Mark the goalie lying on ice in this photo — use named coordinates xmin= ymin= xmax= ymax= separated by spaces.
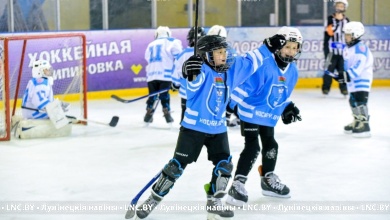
xmin=12 ymin=59 xmax=72 ymax=139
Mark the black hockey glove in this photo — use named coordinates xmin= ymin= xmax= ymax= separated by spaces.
xmin=182 ymin=55 xmax=203 ymax=82
xmin=263 ymin=34 xmax=287 ymax=53
xmin=326 ymin=71 xmax=350 ymax=83
xmin=338 ymin=71 xmax=351 ymax=83
xmin=226 ymin=104 xmax=235 ymax=115
xmin=281 ymin=102 xmax=302 ymax=125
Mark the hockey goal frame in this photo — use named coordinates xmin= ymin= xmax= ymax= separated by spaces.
xmin=0 ymin=33 xmax=88 ymax=141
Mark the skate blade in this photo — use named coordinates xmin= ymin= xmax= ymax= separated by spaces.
xmin=207 ymin=213 xmax=223 ymax=220
xmin=124 ymin=209 xmax=135 ymax=219
xmin=225 ymin=195 xmax=245 ymax=207
xmin=344 ymin=130 xmax=353 ymax=134
xmin=352 ymin=132 xmax=371 ymax=138
xmin=262 ymin=190 xmax=291 ymax=198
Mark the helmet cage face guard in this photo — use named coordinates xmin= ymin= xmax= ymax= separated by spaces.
xmin=202 ymin=46 xmax=235 ymax=73
xmin=276 ymin=40 xmax=302 ymax=63
xmin=32 ymin=60 xmax=53 ymax=79
xmin=344 ymin=32 xmax=362 ymax=47
xmin=343 ymin=22 xmax=364 ymax=47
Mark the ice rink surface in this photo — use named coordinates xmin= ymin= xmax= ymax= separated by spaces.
xmin=1 ymin=88 xmax=390 ymax=220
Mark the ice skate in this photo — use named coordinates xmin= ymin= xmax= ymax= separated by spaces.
xmin=344 ymin=116 xmax=358 ymax=134
xmin=135 ymin=191 xmax=163 ymax=219
xmin=226 ymin=175 xmax=248 ymax=207
xmin=322 ymin=89 xmax=329 ymax=97
xmin=352 ymin=118 xmax=371 ymax=138
xmin=163 ymin=108 xmax=174 ymax=124
xmin=143 ymin=108 xmax=154 ymax=123
xmin=206 ymin=194 xmax=234 ymax=219
xmin=259 ymin=166 xmax=290 ymax=198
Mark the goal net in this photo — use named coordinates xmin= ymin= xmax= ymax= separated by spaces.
xmin=0 ymin=33 xmax=87 ymax=141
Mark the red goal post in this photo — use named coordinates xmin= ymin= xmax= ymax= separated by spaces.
xmin=0 ymin=33 xmax=88 ymax=141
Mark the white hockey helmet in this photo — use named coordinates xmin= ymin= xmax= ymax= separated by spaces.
xmin=275 ymin=26 xmax=303 ymax=63
xmin=277 ymin=26 xmax=303 ymax=46
xmin=32 ymin=59 xmax=53 ymax=79
xmin=343 ymin=21 xmax=365 ymax=46
xmin=154 ymin=26 xmax=172 ymax=39
xmin=334 ymin=0 xmax=348 ymax=8
xmin=207 ymin=25 xmax=227 ymax=38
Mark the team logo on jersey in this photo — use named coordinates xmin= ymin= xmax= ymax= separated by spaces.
xmin=214 ymin=77 xmax=224 ymax=86
xmin=278 ymin=76 xmax=286 ymax=83
xmin=207 ymin=82 xmax=227 ymax=116
xmin=267 ymin=84 xmax=288 ymax=109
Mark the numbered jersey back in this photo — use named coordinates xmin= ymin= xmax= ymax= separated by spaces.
xmin=144 ymin=37 xmax=182 ymax=82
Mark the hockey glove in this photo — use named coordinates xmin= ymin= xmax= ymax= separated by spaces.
xmin=281 ymin=102 xmax=302 ymax=124
xmin=325 ymin=71 xmax=350 ymax=83
xmin=182 ymin=55 xmax=203 ymax=82
xmin=263 ymin=34 xmax=287 ymax=53
xmin=338 ymin=71 xmax=351 ymax=83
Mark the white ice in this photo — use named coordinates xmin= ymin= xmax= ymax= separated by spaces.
xmin=1 ymin=88 xmax=390 ymax=220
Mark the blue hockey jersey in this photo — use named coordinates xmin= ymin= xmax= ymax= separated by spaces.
xmin=181 ymin=47 xmax=265 ymax=134
xmin=230 ymin=46 xmax=299 ymax=127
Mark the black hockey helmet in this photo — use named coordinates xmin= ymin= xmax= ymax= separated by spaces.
xmin=187 ymin=27 xmax=206 ymax=47
xmin=196 ymin=35 xmax=235 ymax=73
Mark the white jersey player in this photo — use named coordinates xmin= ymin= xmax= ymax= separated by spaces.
xmin=21 ymin=61 xmax=54 ymax=119
xmin=327 ymin=21 xmax=373 ymax=137
xmin=12 ymin=60 xmax=71 ymax=139
xmin=144 ymin=26 xmax=183 ymax=124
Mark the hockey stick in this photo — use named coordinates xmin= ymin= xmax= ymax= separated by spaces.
xmin=111 ymin=88 xmax=169 ymax=104
xmin=192 ymin=0 xmax=200 ymax=82
xmin=21 ymin=106 xmax=119 ymax=127
xmin=125 ymin=170 xmax=162 ymax=219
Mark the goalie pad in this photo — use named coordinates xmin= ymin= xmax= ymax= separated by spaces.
xmin=45 ymin=99 xmax=69 ymax=129
xmin=15 ymin=119 xmax=72 ymax=139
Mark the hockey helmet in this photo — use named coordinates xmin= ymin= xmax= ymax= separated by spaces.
xmin=32 ymin=60 xmax=53 ymax=79
xmin=343 ymin=21 xmax=365 ymax=46
xmin=197 ymin=35 xmax=235 ymax=73
xmin=187 ymin=27 xmax=206 ymax=47
xmin=155 ymin=26 xmax=171 ymax=39
xmin=207 ymin=25 xmax=227 ymax=38
xmin=334 ymin=0 xmax=348 ymax=13
xmin=275 ymin=26 xmax=303 ymax=63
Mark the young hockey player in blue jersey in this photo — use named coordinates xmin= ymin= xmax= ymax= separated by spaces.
xmin=225 ymin=27 xmax=303 ymax=207
xmin=144 ymin=26 xmax=183 ymax=124
xmin=172 ymin=27 xmax=206 ymax=122
xmin=135 ymin=34 xmax=286 ymax=219
xmin=326 ymin=21 xmax=373 ymax=138
xmin=207 ymin=25 xmax=240 ymax=128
